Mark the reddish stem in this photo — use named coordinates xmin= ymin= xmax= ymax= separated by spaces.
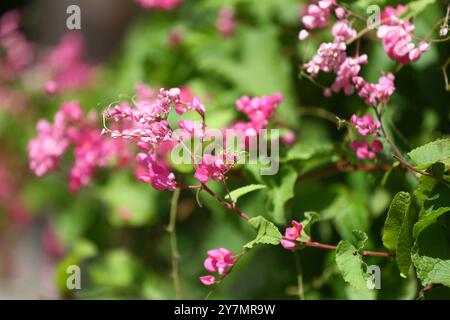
xmin=298 ymin=240 xmax=393 ymax=258
xmin=199 ymin=183 xmax=393 ymax=258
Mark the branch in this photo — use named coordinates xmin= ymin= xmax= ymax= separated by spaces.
xmin=198 ymin=183 xmax=393 ymax=258
xmin=168 ymin=188 xmax=182 ymax=299
xmin=300 ymin=240 xmax=394 ymax=258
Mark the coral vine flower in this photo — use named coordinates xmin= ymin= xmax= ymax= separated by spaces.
xmin=350 ymin=114 xmax=381 ymax=137
xmin=28 ymin=101 xmax=129 ymax=191
xmin=200 ymin=248 xmax=235 ymax=286
xmin=105 ymin=83 xmax=208 ymax=191
xmin=298 ymin=0 xmax=337 ymax=40
xmin=204 ymin=248 xmax=235 ymax=275
xmin=199 ymin=275 xmax=216 ymax=286
xmin=216 ymin=7 xmax=236 ymax=38
xmin=351 ymin=140 xmax=383 ymax=160
xmin=38 ymin=32 xmax=94 ymax=94
xmin=0 ymin=10 xmax=32 ymax=81
xmin=281 ymin=220 xmax=303 ymax=250
xmin=194 ymin=154 xmax=236 ymax=184
xmin=136 ymin=0 xmax=183 ymax=10
xmin=376 ymin=5 xmax=430 ymax=64
xmin=233 ymin=92 xmax=283 ymax=130
xmin=353 ymin=73 xmax=395 ymax=106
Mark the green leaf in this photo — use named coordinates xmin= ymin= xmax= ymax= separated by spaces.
xmin=396 ymin=207 xmax=418 ymax=277
xmin=336 ymin=235 xmax=370 ymax=290
xmin=322 ymin=186 xmax=370 ymax=241
xmin=352 ymin=230 xmax=368 ymax=252
xmin=413 ymin=207 xmax=450 ymax=239
xmin=281 ymin=143 xmax=334 ymax=163
xmin=268 ymin=165 xmax=298 ymax=224
xmin=403 ymin=0 xmax=437 ymax=19
xmin=414 ymin=175 xmax=438 ymax=202
xmin=411 ymin=223 xmax=450 ymax=287
xmin=224 ymin=184 xmax=267 ymax=202
xmin=297 ymin=211 xmax=320 ymax=242
xmin=382 ymin=192 xmax=411 ymax=252
xmin=408 ymin=138 xmax=450 ymax=170
xmin=244 ymin=216 xmax=282 ymax=249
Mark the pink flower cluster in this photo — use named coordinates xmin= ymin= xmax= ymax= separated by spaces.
xmin=353 ymin=73 xmax=395 ymax=106
xmin=136 ymin=0 xmax=183 ymax=10
xmin=105 ymin=84 xmax=206 ymax=191
xmin=199 ymin=248 xmax=236 ymax=286
xmin=349 ymin=114 xmax=383 ymax=160
xmin=281 ymin=220 xmax=303 ymax=250
xmin=216 ymin=7 xmax=236 ymax=38
xmin=29 ymin=101 xmax=129 ymax=191
xmin=298 ymin=0 xmax=337 ymax=40
xmin=194 ymin=154 xmax=236 ymax=184
xmin=300 ymin=3 xmax=433 ymax=105
xmin=377 ymin=5 xmax=430 ymax=64
xmin=0 ymin=10 xmax=32 ymax=81
xmin=350 ymin=114 xmax=380 ymax=137
xmin=233 ymin=92 xmax=283 ymax=131
xmin=303 ymin=16 xmax=371 ymax=99
xmin=351 ymin=140 xmax=383 ymax=160
xmin=38 ymin=32 xmax=94 ymax=95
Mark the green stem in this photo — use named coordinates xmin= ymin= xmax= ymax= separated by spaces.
xmin=293 ymin=252 xmax=305 ymax=300
xmin=168 ymin=188 xmax=182 ymax=299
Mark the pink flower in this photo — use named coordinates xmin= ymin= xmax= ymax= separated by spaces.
xmin=178 ymin=119 xmax=204 ymax=138
xmin=298 ymin=0 xmax=336 ymax=40
xmin=136 ymin=0 xmax=183 ymax=10
xmin=351 ymin=140 xmax=383 ymax=160
xmin=29 ymin=101 xmax=130 ymax=191
xmin=216 ymin=7 xmax=236 ymax=38
xmin=281 ymin=220 xmax=303 ymax=250
xmin=377 ymin=5 xmax=430 ymax=64
xmin=136 ymin=141 xmax=177 ymax=191
xmin=304 ymin=42 xmax=347 ymax=76
xmin=235 ymin=92 xmax=283 ymax=130
xmin=332 ymin=20 xmax=356 ymax=42
xmin=28 ymin=119 xmax=70 ymax=177
xmin=168 ymin=26 xmax=185 ymax=47
xmin=298 ymin=29 xmax=309 ymax=40
xmin=105 ymin=84 xmax=209 ymax=191
xmin=335 ymin=7 xmax=346 ymax=19
xmin=353 ymin=73 xmax=395 ymax=106
xmin=281 ymin=130 xmax=296 ymax=146
xmin=203 ymin=248 xmax=235 ymax=275
xmin=328 ymin=54 xmax=368 ymax=96
xmin=199 ymin=275 xmax=216 ymax=286
xmin=0 ymin=10 xmax=32 ymax=81
xmin=194 ymin=154 xmax=236 ymax=184
xmin=38 ymin=32 xmax=94 ymax=94
xmin=350 ymin=114 xmax=381 ymax=137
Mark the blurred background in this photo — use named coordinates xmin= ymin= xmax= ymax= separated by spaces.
xmin=0 ymin=0 xmax=449 ymax=299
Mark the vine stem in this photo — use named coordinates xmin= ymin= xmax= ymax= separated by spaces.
xmin=201 ymin=183 xmax=250 ymax=221
xmin=198 ymin=184 xmax=393 ymax=258
xmin=300 ymin=240 xmax=393 ymax=257
xmin=168 ymin=188 xmax=182 ymax=299
xmin=375 ymin=108 xmax=449 ymax=185
xmin=293 ymin=252 xmax=305 ymax=300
